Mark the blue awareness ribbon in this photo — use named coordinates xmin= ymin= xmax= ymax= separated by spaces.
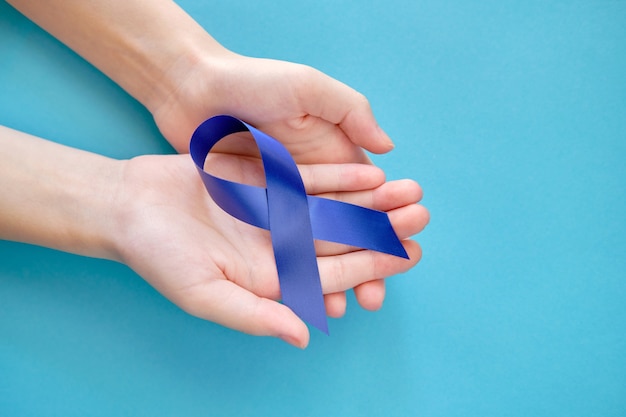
xmin=190 ymin=115 xmax=408 ymax=334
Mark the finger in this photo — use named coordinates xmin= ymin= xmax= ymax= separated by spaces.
xmin=318 ymin=179 xmax=423 ymax=211
xmin=315 ymin=188 xmax=430 ymax=256
xmin=299 ymin=67 xmax=394 ymax=154
xmin=318 ymin=240 xmax=422 ymax=294
xmin=256 ymin=114 xmax=372 ymax=164
xmin=389 ymin=203 xmax=430 ymax=239
xmin=204 ymin=146 xmax=385 ymax=191
xmin=354 ymin=279 xmax=386 ymax=311
xmin=299 ymin=163 xmax=385 ymax=194
xmin=324 ymin=292 xmax=347 ymax=318
xmin=178 ymin=279 xmax=310 ymax=349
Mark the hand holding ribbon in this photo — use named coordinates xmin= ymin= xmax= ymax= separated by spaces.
xmin=191 ymin=115 xmax=412 ymax=333
xmin=4 ymin=0 xmax=428 ymax=347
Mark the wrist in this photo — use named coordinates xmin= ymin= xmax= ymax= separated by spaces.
xmin=0 ymin=126 xmax=124 ymax=261
xmin=71 ymin=157 xmax=126 ymax=261
xmin=131 ymin=29 xmax=234 ymax=118
xmin=149 ymin=45 xmax=238 ymax=152
xmin=7 ymin=0 xmax=232 ymax=143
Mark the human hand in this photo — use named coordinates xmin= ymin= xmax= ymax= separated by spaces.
xmin=152 ymin=54 xmax=394 ymax=164
xmin=7 ymin=0 xmax=392 ymax=163
xmin=113 ymin=151 xmax=428 ymax=347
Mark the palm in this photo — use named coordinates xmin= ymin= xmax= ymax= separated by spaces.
xmin=116 ymin=153 xmax=281 ymax=299
xmin=114 ymin=151 xmax=427 ymax=347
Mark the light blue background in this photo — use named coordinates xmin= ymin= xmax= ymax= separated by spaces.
xmin=1 ymin=1 xmax=625 ymax=416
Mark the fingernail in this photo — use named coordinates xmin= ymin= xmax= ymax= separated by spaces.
xmin=279 ymin=334 xmax=306 ymax=349
xmin=378 ymin=126 xmax=395 ymax=149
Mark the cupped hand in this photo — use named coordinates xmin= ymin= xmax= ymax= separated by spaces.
xmin=152 ymin=54 xmax=394 ymax=164
xmin=112 ymin=152 xmax=428 ymax=348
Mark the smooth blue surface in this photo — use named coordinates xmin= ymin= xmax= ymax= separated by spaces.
xmin=1 ymin=1 xmax=625 ymax=416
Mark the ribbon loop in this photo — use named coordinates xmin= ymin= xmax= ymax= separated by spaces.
xmin=190 ymin=115 xmax=408 ymax=333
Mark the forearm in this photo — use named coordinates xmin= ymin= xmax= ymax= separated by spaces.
xmin=7 ymin=0 xmax=393 ymax=160
xmin=6 ymin=0 xmax=229 ymax=118
xmin=0 ymin=125 xmax=122 ymax=260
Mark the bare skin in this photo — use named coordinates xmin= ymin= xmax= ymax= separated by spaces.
xmin=3 ymin=0 xmax=429 ymax=347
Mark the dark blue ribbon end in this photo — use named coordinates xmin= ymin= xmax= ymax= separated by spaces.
xmin=285 ymin=301 xmax=329 ymax=335
xmin=309 ymin=315 xmax=329 ymax=335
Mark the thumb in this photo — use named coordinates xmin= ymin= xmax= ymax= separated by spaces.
xmin=180 ymin=279 xmax=311 ymax=348
xmin=300 ymin=67 xmax=395 ymax=154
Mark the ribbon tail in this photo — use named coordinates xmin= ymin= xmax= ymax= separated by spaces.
xmin=308 ymin=196 xmax=409 ymax=259
xmin=253 ymin=125 xmax=329 ymax=334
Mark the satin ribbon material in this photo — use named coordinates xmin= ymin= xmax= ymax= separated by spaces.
xmin=190 ymin=115 xmax=408 ymax=333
